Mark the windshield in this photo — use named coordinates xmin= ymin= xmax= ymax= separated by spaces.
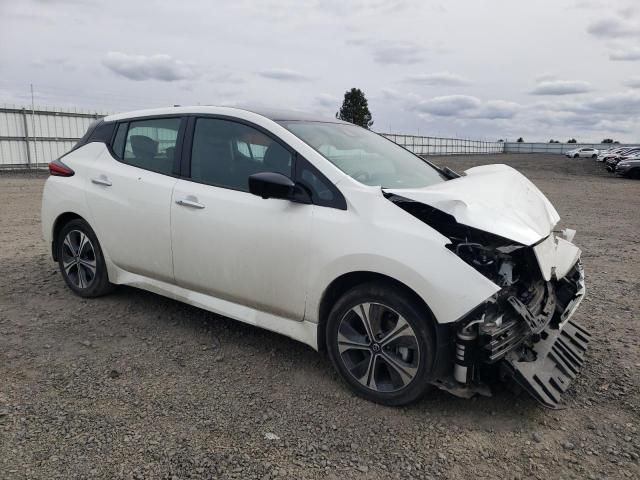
xmin=278 ymin=121 xmax=446 ymax=189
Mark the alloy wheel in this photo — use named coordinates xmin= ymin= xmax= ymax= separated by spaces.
xmin=61 ymin=230 xmax=97 ymax=289
xmin=337 ymin=302 xmax=421 ymax=393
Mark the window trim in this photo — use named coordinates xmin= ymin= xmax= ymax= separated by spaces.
xmin=294 ymin=154 xmax=347 ymax=210
xmin=182 ymin=114 xmax=347 ymax=210
xmin=106 ymin=115 xmax=187 ymax=178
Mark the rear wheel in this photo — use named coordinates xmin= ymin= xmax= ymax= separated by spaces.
xmin=326 ymin=281 xmax=436 ymax=406
xmin=628 ymin=168 xmax=640 ymax=179
xmin=592 ymin=154 xmax=597 ymax=159
xmin=56 ymin=219 xmax=114 ymax=297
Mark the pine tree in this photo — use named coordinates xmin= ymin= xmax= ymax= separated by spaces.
xmin=336 ymin=88 xmax=373 ymax=128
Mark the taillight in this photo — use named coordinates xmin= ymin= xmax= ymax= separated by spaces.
xmin=48 ymin=159 xmax=75 ymax=177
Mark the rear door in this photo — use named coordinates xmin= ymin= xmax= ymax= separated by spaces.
xmin=170 ymin=116 xmax=313 ymax=320
xmin=85 ymin=116 xmax=185 ymax=283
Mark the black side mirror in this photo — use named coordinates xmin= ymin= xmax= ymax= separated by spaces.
xmin=249 ymin=172 xmax=297 ymax=200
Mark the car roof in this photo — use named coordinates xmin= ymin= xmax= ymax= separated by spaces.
xmin=103 ymin=105 xmax=350 ymax=125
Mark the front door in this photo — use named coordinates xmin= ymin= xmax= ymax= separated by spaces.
xmin=170 ymin=117 xmax=313 ymax=320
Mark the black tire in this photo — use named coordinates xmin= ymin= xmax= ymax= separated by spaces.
xmin=592 ymin=154 xmax=597 ymax=159
xmin=326 ymin=281 xmax=436 ymax=406
xmin=628 ymin=168 xmax=640 ymax=180
xmin=56 ymin=218 xmax=115 ymax=298
xmin=573 ymin=153 xmax=579 ymax=158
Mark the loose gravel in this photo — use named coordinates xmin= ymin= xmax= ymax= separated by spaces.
xmin=1 ymin=154 xmax=638 ymax=479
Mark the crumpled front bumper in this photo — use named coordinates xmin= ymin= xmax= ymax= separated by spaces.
xmin=502 ymin=262 xmax=589 ymax=408
xmin=504 ymin=319 xmax=590 ymax=408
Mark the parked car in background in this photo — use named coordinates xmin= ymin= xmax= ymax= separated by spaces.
xmin=613 ymin=154 xmax=640 ymax=178
xmin=596 ymin=148 xmax=618 ymax=161
xmin=600 ymin=147 xmax=635 ymax=163
xmin=566 ymin=147 xmax=598 ymax=158
xmin=606 ymin=148 xmax=640 ymax=171
xmin=41 ymin=106 xmax=588 ymax=409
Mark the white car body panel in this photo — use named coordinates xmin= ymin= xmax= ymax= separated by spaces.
xmin=41 ymin=106 xmax=584 ymax=353
xmin=170 ymin=178 xmax=313 ymax=321
xmin=384 ymin=164 xmax=560 ymax=246
xmin=533 ymin=235 xmax=581 ymax=281
xmin=84 ymin=150 xmax=177 ymax=283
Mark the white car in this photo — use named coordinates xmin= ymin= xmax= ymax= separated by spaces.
xmin=42 ymin=106 xmax=588 ymax=408
xmin=566 ymin=147 xmax=599 ymax=158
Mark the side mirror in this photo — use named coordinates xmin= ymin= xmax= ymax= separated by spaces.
xmin=249 ymin=172 xmax=296 ymax=200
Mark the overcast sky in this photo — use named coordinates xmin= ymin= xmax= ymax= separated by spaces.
xmin=1 ymin=0 xmax=640 ymax=141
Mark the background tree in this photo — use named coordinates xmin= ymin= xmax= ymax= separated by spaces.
xmin=517 ymin=137 xmax=524 ymax=143
xmin=336 ymin=88 xmax=373 ymax=128
xmin=568 ymin=138 xmax=577 ymax=143
xmin=602 ymin=138 xmax=614 ymax=143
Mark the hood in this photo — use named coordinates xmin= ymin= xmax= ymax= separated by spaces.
xmin=384 ymin=164 xmax=560 ymax=246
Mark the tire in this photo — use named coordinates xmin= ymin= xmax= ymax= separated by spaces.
xmin=628 ymin=168 xmax=640 ymax=180
xmin=592 ymin=154 xmax=597 ymax=159
xmin=326 ymin=281 xmax=436 ymax=406
xmin=56 ymin=218 xmax=115 ymax=298
xmin=573 ymin=154 xmax=579 ymax=158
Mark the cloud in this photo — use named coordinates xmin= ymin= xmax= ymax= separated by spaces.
xmin=102 ymin=52 xmax=196 ymax=81
xmin=468 ymin=100 xmax=521 ymax=119
xmin=582 ymin=90 xmax=640 ymax=115
xmin=609 ymin=46 xmax=640 ymax=60
xmin=314 ymin=93 xmax=337 ymax=108
xmin=404 ymin=72 xmax=471 ymax=86
xmin=413 ymin=95 xmax=480 ymax=116
xmin=587 ymin=17 xmax=640 ymax=38
xmin=371 ymin=41 xmax=423 ymax=64
xmin=530 ymin=80 xmax=593 ymax=95
xmin=623 ymin=77 xmax=640 ymax=88
xmin=349 ymin=38 xmax=424 ymax=64
xmin=257 ymin=68 xmax=312 ymax=81
xmin=411 ymin=95 xmax=520 ymax=120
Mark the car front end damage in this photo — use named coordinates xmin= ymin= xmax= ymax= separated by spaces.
xmin=443 ymin=233 xmax=588 ymax=409
xmin=384 ymin=165 xmax=590 ymax=408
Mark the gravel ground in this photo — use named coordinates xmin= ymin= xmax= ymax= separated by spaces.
xmin=1 ymin=154 xmax=638 ymax=479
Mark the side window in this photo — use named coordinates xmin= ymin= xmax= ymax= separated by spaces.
xmin=190 ymin=118 xmax=293 ymax=191
xmin=296 ymin=158 xmax=347 ymax=210
xmin=112 ymin=122 xmax=127 ymax=158
xmin=120 ymin=118 xmax=181 ymax=174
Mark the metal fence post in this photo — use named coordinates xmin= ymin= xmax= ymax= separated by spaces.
xmin=21 ymin=108 xmax=32 ymax=168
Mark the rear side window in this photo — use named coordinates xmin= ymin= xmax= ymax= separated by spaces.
xmin=115 ymin=118 xmax=181 ymax=175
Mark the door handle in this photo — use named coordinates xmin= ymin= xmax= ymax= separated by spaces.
xmin=176 ymin=198 xmax=205 ymax=209
xmin=91 ymin=176 xmax=112 ymax=187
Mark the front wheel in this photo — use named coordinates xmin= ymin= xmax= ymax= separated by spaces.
xmin=326 ymin=282 xmax=436 ymax=406
xmin=56 ymin=219 xmax=114 ymax=298
xmin=574 ymin=154 xmax=580 ymax=158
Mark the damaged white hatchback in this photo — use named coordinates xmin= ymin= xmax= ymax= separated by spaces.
xmin=42 ymin=106 xmax=588 ymax=408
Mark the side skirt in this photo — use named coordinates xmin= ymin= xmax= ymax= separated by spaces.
xmin=107 ymin=264 xmax=320 ymax=351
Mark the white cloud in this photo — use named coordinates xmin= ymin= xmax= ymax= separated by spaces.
xmin=587 ymin=17 xmax=640 ymax=38
xmin=404 ymin=72 xmax=471 ymax=86
xmin=530 ymin=80 xmax=593 ymax=95
xmin=348 ymin=38 xmax=424 ymax=64
xmin=623 ymin=77 xmax=640 ymax=88
xmin=609 ymin=46 xmax=640 ymax=60
xmin=314 ymin=93 xmax=337 ymax=107
xmin=102 ymin=52 xmax=196 ymax=82
xmin=413 ymin=95 xmax=520 ymax=119
xmin=257 ymin=68 xmax=312 ymax=82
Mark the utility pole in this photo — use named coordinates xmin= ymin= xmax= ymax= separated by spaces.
xmin=30 ymin=84 xmax=38 ymax=167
